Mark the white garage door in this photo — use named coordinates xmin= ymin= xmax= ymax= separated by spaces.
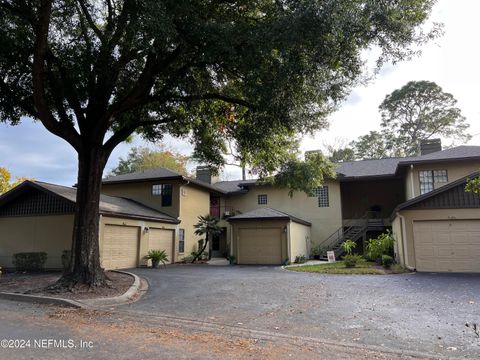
xmin=102 ymin=225 xmax=139 ymax=270
xmin=148 ymin=228 xmax=174 ymax=264
xmin=237 ymin=227 xmax=283 ymax=265
xmin=413 ymin=220 xmax=480 ymax=272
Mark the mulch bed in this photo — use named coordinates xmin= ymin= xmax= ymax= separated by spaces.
xmin=0 ymin=271 xmax=133 ymax=300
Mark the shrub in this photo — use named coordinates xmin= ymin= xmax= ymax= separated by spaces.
xmin=381 ymin=255 xmax=394 ymax=268
xmin=341 ymin=239 xmax=356 ymax=255
xmin=226 ymin=255 xmax=236 ymax=265
xmin=310 ymin=246 xmax=320 ymax=258
xmin=13 ymin=252 xmax=47 ymax=272
xmin=343 ymin=254 xmax=363 ymax=268
xmin=294 ymin=255 xmax=306 ymax=264
xmin=61 ymin=250 xmax=71 ymax=272
xmin=182 ymin=255 xmax=194 ymax=263
xmin=366 ymin=230 xmax=395 ymax=262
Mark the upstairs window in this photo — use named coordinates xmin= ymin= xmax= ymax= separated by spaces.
xmin=419 ymin=170 xmax=448 ymax=194
xmin=152 ymin=184 xmax=173 ymax=207
xmin=258 ymin=194 xmax=268 ymax=205
xmin=311 ymin=186 xmax=329 ymax=207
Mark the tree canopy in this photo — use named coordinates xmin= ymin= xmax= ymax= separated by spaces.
xmin=379 ymin=80 xmax=470 ymax=156
xmin=350 ymin=131 xmax=403 ymax=159
xmin=0 ymin=0 xmax=440 ymax=286
xmin=110 ymin=145 xmax=190 ymax=176
xmin=0 ymin=167 xmax=33 ymax=194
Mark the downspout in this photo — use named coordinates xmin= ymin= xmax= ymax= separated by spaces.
xmin=409 ymin=164 xmax=415 ymax=199
xmin=397 ymin=213 xmax=415 ymax=271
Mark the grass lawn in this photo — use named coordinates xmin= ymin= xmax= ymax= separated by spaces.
xmin=286 ymin=260 xmax=384 ymax=275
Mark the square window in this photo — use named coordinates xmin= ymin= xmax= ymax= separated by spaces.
xmin=419 ymin=170 xmax=447 ymax=194
xmin=179 ymin=229 xmax=185 ymax=253
xmin=258 ymin=194 xmax=268 ymax=205
xmin=152 ymin=184 xmax=173 ymax=207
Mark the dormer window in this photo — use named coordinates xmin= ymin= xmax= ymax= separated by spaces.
xmin=152 ymin=184 xmax=172 ymax=207
xmin=419 ymin=170 xmax=448 ymax=194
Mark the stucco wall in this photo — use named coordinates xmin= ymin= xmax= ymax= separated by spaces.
xmin=393 ymin=208 xmax=480 ymax=268
xmin=391 ymin=216 xmax=404 ymax=266
xmin=178 ymin=183 xmax=210 ymax=259
xmin=404 ymin=160 xmax=480 ymax=200
xmin=289 ymin=222 xmax=311 ymax=262
xmin=101 ymin=180 xmax=181 ymax=218
xmin=0 ymin=215 xmax=74 ymax=269
xmin=99 ymin=216 xmax=178 ymax=267
xmin=225 ymin=180 xmax=342 ymax=249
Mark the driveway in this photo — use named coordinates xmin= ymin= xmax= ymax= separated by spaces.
xmin=123 ymin=265 xmax=480 ymax=357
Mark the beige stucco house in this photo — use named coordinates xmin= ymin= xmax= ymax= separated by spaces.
xmin=1 ymin=140 xmax=480 ymax=272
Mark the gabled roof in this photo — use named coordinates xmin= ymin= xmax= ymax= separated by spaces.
xmin=227 ymin=207 xmax=311 ymax=226
xmin=391 ymin=171 xmax=480 ymax=219
xmin=0 ymin=181 xmax=180 ymax=223
xmin=335 ymin=157 xmax=415 ymax=179
xmin=398 ymin=146 xmax=480 ymax=165
xmin=102 ymin=168 xmax=226 ymax=194
xmin=212 ymin=180 xmax=253 ymax=193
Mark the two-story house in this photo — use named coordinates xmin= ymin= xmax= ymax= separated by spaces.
xmin=1 ymin=140 xmax=479 ymax=272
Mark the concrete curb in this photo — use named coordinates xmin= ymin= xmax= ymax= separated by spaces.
xmin=0 ymin=270 xmax=146 ymax=309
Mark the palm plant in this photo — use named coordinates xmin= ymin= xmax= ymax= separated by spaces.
xmin=145 ymin=249 xmax=169 ymax=268
xmin=191 ymin=215 xmax=222 ymax=263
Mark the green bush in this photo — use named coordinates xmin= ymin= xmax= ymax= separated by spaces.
xmin=366 ymin=230 xmax=395 ymax=262
xmin=61 ymin=250 xmax=71 ymax=272
xmin=182 ymin=255 xmax=195 ymax=263
xmin=343 ymin=254 xmax=363 ymax=268
xmin=13 ymin=252 xmax=48 ymax=272
xmin=381 ymin=255 xmax=394 ymax=268
xmin=294 ymin=255 xmax=306 ymax=264
xmin=341 ymin=239 xmax=356 ymax=255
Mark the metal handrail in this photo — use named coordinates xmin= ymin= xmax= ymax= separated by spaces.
xmin=317 ymin=211 xmax=380 ymax=249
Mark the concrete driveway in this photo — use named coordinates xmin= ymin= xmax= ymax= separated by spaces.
xmin=123 ymin=265 xmax=480 ymax=357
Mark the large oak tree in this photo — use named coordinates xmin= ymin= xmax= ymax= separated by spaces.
xmin=0 ymin=0 xmax=439 ymax=287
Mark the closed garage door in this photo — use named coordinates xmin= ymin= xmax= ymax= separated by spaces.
xmin=149 ymin=229 xmax=174 ymax=264
xmin=238 ymin=227 xmax=283 ymax=265
xmin=413 ymin=220 xmax=480 ymax=272
xmin=102 ymin=225 xmax=139 ymax=270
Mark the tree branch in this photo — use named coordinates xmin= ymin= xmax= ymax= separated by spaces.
xmin=77 ymin=0 xmax=105 ymax=43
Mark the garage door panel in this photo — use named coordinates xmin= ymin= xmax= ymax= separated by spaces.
xmin=102 ymin=225 xmax=139 ymax=270
xmin=238 ymin=227 xmax=282 ymax=265
xmin=414 ymin=220 xmax=480 ymax=273
xmin=148 ymin=229 xmax=174 ymax=264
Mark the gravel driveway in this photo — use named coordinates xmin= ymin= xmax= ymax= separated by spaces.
xmin=121 ymin=265 xmax=480 ymax=357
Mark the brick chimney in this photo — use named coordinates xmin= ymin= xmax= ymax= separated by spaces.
xmin=195 ymin=166 xmax=219 ymax=184
xmin=419 ymin=139 xmax=442 ymax=155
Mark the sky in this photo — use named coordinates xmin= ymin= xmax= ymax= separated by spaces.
xmin=1 ymin=0 xmax=479 ymax=186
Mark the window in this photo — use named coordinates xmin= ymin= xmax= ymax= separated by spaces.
xmin=179 ymin=229 xmax=185 ymax=253
xmin=419 ymin=170 xmax=448 ymax=194
xmin=311 ymin=186 xmax=329 ymax=207
xmin=152 ymin=184 xmax=173 ymax=206
xmin=258 ymin=194 xmax=268 ymax=205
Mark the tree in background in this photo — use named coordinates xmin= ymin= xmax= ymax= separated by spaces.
xmin=320 ymin=138 xmax=355 ymax=163
xmin=0 ymin=167 xmax=33 ymax=194
xmin=350 ymin=131 xmax=403 ymax=160
xmin=110 ymin=145 xmax=190 ymax=176
xmin=379 ymin=81 xmax=470 ymax=155
xmin=0 ymin=0 xmax=439 ymax=287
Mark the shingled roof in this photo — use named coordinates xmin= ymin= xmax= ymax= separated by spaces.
xmin=102 ymin=168 xmax=225 ymax=194
xmin=227 ymin=207 xmax=311 ymax=226
xmin=0 ymin=181 xmax=180 ymax=223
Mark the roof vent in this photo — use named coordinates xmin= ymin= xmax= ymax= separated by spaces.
xmin=420 ymin=139 xmax=442 ymax=156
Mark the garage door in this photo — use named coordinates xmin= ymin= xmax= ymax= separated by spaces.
xmin=413 ymin=220 xmax=480 ymax=272
xmin=238 ymin=227 xmax=283 ymax=265
xmin=148 ymin=228 xmax=174 ymax=264
xmin=102 ymin=225 xmax=139 ymax=270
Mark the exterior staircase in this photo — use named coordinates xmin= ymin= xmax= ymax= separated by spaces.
xmin=318 ymin=212 xmax=385 ymax=259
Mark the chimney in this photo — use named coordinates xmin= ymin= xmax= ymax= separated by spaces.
xmin=420 ymin=139 xmax=442 ymax=156
xmin=195 ymin=166 xmax=219 ymax=184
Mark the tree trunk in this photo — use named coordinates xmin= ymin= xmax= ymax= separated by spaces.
xmin=191 ymin=235 xmax=209 ymax=263
xmin=58 ymin=146 xmax=109 ymax=288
